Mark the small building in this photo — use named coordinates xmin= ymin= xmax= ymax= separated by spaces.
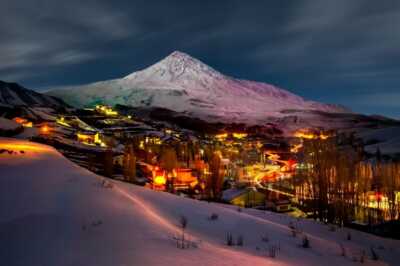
xmin=76 ymin=131 xmax=105 ymax=146
xmin=95 ymin=105 xmax=118 ymax=116
xmin=222 ymin=187 xmax=266 ymax=208
xmin=266 ymin=199 xmax=292 ymax=212
xmin=173 ymin=168 xmax=198 ymax=190
xmin=152 ymin=168 xmax=166 ymax=191
xmin=12 ymin=117 xmax=33 ymax=128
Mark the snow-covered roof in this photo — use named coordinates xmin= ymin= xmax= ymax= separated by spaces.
xmin=222 ymin=187 xmax=258 ymax=202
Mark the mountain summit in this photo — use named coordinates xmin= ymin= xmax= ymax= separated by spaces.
xmin=124 ymin=51 xmax=223 ymax=82
xmin=48 ymin=51 xmax=347 ymax=123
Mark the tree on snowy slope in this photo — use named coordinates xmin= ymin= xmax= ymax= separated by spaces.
xmin=208 ymin=151 xmax=224 ymax=200
xmin=301 ymin=137 xmax=338 ymax=222
xmin=160 ymin=146 xmax=178 ymax=191
xmin=298 ymin=133 xmax=374 ymax=225
xmin=160 ymin=146 xmax=178 ymax=174
xmin=103 ymin=148 xmax=114 ymax=178
xmin=123 ymin=144 xmax=136 ymax=182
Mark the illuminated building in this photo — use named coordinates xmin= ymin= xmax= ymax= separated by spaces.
xmin=12 ymin=117 xmax=33 ymax=128
xmin=152 ymin=168 xmax=166 ymax=191
xmin=232 ymin=132 xmax=247 ymax=139
xmin=39 ymin=124 xmax=51 ymax=135
xmin=76 ymin=131 xmax=106 ymax=147
xmin=222 ymin=187 xmax=266 ymax=208
xmin=95 ymin=105 xmax=118 ymax=116
xmin=294 ymin=129 xmax=331 ymax=140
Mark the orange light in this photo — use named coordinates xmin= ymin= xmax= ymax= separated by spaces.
xmin=294 ymin=129 xmax=330 ymax=140
xmin=0 ymin=142 xmax=50 ymax=152
xmin=215 ymin=133 xmax=228 ymax=140
xmin=13 ymin=117 xmax=33 ymax=127
xmin=154 ymin=175 xmax=166 ymax=185
xmin=232 ymin=132 xmax=247 ymax=139
xmin=40 ymin=125 xmax=50 ymax=134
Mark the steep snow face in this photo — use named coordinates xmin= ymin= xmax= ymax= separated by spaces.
xmin=49 ymin=51 xmax=347 ymax=123
xmin=0 ymin=80 xmax=68 ymax=108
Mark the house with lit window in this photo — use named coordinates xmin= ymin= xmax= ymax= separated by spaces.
xmin=12 ymin=117 xmax=33 ymax=128
xmin=222 ymin=187 xmax=266 ymax=207
xmin=172 ymin=168 xmax=198 ymax=190
xmin=76 ymin=130 xmax=106 ymax=146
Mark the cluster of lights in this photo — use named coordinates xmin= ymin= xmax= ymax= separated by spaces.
xmin=40 ymin=125 xmax=50 ymax=135
xmin=294 ymin=129 xmax=330 ymax=140
xmin=215 ymin=132 xmax=248 ymax=141
xmin=95 ymin=105 xmax=118 ymax=116
xmin=76 ymin=132 xmax=107 ymax=147
xmin=56 ymin=116 xmax=72 ymax=128
xmin=13 ymin=117 xmax=33 ymax=128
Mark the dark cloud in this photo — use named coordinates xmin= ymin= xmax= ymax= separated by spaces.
xmin=1 ymin=0 xmax=399 ymax=117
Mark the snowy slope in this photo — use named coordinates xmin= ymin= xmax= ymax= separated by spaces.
xmin=0 ymin=117 xmax=20 ymax=131
xmin=48 ymin=51 xmax=347 ymax=124
xmin=1 ymin=138 xmax=399 ymax=266
xmin=0 ymin=80 xmax=68 ymax=108
xmin=358 ymin=127 xmax=400 ymax=155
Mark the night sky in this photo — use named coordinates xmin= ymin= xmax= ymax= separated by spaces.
xmin=1 ymin=0 xmax=399 ymax=118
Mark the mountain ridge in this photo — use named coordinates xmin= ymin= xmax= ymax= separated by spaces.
xmin=48 ymin=51 xmax=349 ymax=124
xmin=0 ymin=80 xmax=69 ymax=108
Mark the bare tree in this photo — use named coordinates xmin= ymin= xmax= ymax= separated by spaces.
xmin=103 ymin=148 xmax=114 ymax=178
xmin=123 ymin=144 xmax=136 ymax=182
xmin=179 ymin=215 xmax=188 ymax=249
xmin=208 ymin=151 xmax=223 ymax=199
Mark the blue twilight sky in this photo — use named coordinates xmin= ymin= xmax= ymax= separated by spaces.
xmin=1 ymin=0 xmax=399 ymax=118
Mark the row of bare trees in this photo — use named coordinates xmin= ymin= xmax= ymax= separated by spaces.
xmin=295 ymin=134 xmax=400 ymax=225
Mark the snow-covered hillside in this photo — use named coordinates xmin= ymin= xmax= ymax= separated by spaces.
xmin=48 ymin=51 xmax=347 ymax=124
xmin=1 ymin=137 xmax=399 ymax=266
xmin=0 ymin=80 xmax=68 ymax=108
xmin=0 ymin=117 xmax=20 ymax=131
xmin=358 ymin=127 xmax=400 ymax=156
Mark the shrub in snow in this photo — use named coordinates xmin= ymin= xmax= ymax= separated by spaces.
xmin=288 ymin=221 xmax=297 ymax=237
xmin=177 ymin=215 xmax=188 ymax=249
xmin=208 ymin=213 xmax=219 ymax=221
xmin=288 ymin=221 xmax=294 ymax=229
xmin=347 ymin=232 xmax=352 ymax=241
xmin=301 ymin=236 xmax=310 ymax=248
xmin=92 ymin=220 xmax=103 ymax=227
xmin=261 ymin=233 xmax=269 ymax=243
xmin=237 ymin=207 xmax=242 ymax=212
xmin=268 ymin=245 xmax=277 ymax=258
xmin=339 ymin=243 xmax=346 ymax=257
xmin=360 ymin=250 xmax=366 ymax=264
xmin=226 ymin=232 xmax=234 ymax=246
xmin=370 ymin=246 xmax=379 ymax=261
xmin=236 ymin=235 xmax=244 ymax=246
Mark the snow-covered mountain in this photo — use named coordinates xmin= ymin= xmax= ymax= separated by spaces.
xmin=0 ymin=80 xmax=68 ymax=108
xmin=48 ymin=51 xmax=347 ymax=124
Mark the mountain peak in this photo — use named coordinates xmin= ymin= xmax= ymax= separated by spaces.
xmin=167 ymin=50 xmax=192 ymax=59
xmin=124 ymin=50 xmax=222 ymax=81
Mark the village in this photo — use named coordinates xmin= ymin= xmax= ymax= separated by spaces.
xmin=4 ymin=104 xmax=400 ymax=237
